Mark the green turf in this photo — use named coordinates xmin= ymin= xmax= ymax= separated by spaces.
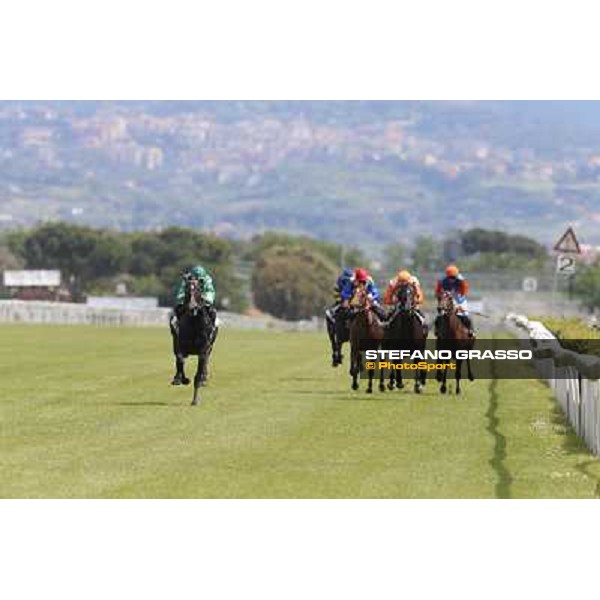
xmin=2 ymin=324 xmax=600 ymax=498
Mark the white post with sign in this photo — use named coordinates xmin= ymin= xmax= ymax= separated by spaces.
xmin=552 ymin=226 xmax=581 ymax=308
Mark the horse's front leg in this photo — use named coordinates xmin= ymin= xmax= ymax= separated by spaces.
xmin=350 ymin=349 xmax=359 ymax=391
xmin=379 ymin=362 xmax=386 ymax=392
xmin=326 ymin=317 xmax=338 ymax=366
xmin=397 ymin=369 xmax=405 ymax=389
xmin=440 ymin=361 xmax=448 ymax=394
xmin=466 ymin=358 xmax=474 ymax=381
xmin=387 ymin=368 xmax=396 ymax=390
xmin=455 ymin=359 xmax=462 ymax=395
xmin=414 ymin=366 xmax=422 ymax=394
xmin=172 ymin=353 xmax=190 ymax=386
xmin=191 ymin=355 xmax=204 ymax=406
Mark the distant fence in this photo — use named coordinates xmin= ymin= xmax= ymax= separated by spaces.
xmin=508 ymin=313 xmax=600 ymax=456
xmin=0 ymin=300 xmax=323 ymax=331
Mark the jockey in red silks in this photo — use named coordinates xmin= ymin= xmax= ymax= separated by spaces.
xmin=341 ymin=267 xmax=386 ymax=320
xmin=435 ymin=264 xmax=474 ymax=337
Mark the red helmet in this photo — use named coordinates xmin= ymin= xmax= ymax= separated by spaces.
xmin=354 ymin=268 xmax=369 ymax=283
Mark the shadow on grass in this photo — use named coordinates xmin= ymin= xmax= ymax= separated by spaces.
xmin=288 ymin=389 xmax=410 ymax=403
xmin=117 ymin=401 xmax=171 ymax=407
xmin=485 ymin=362 xmax=513 ymax=498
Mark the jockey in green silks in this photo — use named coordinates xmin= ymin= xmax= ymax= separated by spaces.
xmin=171 ymin=265 xmax=217 ymax=329
xmin=174 ymin=265 xmax=216 ymax=306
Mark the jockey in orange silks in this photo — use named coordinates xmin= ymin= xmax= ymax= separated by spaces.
xmin=384 ymin=269 xmax=426 ymax=324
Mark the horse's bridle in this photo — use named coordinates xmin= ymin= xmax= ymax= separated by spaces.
xmin=396 ymin=283 xmax=415 ymax=312
xmin=437 ymin=291 xmax=455 ymax=316
xmin=185 ymin=277 xmax=206 ymax=316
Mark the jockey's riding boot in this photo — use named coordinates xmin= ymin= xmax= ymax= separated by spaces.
xmin=325 ymin=303 xmax=339 ymax=323
xmin=170 ymin=305 xmax=182 ymax=332
xmin=460 ymin=314 xmax=474 ymax=337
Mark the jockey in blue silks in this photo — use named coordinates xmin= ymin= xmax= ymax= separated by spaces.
xmin=325 ymin=267 xmax=355 ymax=322
xmin=435 ymin=264 xmax=474 ymax=337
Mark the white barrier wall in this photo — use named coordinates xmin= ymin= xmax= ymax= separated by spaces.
xmin=0 ymin=300 xmax=323 ymax=331
xmin=508 ymin=313 xmax=600 ymax=457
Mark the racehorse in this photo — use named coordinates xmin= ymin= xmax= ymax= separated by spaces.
xmin=325 ymin=304 xmax=351 ymax=367
xmin=435 ymin=291 xmax=474 ymax=395
xmin=169 ymin=274 xmax=218 ymax=406
xmin=348 ymin=287 xmax=386 ymax=393
xmin=383 ymin=283 xmax=428 ymax=393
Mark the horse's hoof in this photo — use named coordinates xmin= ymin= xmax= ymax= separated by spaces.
xmin=171 ymin=379 xmax=182 ymax=386
xmin=398 ymin=383 xmax=405 ymax=389
xmin=352 ymin=384 xmax=359 ymax=391
xmin=379 ymin=386 xmax=385 ymax=393
xmin=366 ymin=388 xmax=373 ymax=394
xmin=182 ymin=377 xmax=191 ymax=386
xmin=440 ymin=386 xmax=447 ymax=394
xmin=414 ymin=386 xmax=422 ymax=394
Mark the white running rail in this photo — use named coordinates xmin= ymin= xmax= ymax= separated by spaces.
xmin=507 ymin=313 xmax=600 ymax=457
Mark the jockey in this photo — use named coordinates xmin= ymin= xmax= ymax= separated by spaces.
xmin=171 ymin=265 xmax=217 ymax=328
xmin=341 ymin=267 xmax=386 ymax=320
xmin=325 ymin=267 xmax=355 ymax=322
xmin=384 ymin=269 xmax=426 ymax=323
xmin=435 ymin=264 xmax=474 ymax=337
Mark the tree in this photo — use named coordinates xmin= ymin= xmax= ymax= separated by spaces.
xmin=460 ymin=228 xmax=546 ymax=258
xmin=574 ymin=265 xmax=600 ymax=311
xmin=246 ymin=231 xmax=366 ymax=269
xmin=16 ymin=223 xmax=130 ymax=298
xmin=128 ymin=227 xmax=246 ymax=310
xmin=0 ymin=244 xmax=23 ymax=270
xmin=251 ymin=245 xmax=337 ymax=320
xmin=382 ymin=242 xmax=406 ymax=279
xmin=411 ymin=235 xmax=442 ymax=272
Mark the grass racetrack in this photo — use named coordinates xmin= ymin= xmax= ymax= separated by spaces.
xmin=2 ymin=324 xmax=600 ymax=498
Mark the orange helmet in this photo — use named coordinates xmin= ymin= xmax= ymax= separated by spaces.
xmin=354 ymin=268 xmax=369 ymax=283
xmin=445 ymin=264 xmax=459 ymax=277
xmin=397 ymin=269 xmax=411 ymax=283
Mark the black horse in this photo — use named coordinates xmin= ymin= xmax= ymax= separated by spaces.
xmin=383 ymin=283 xmax=428 ymax=394
xmin=325 ymin=304 xmax=351 ymax=367
xmin=169 ymin=274 xmax=218 ymax=406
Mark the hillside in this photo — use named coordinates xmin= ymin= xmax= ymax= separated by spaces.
xmin=1 ymin=101 xmax=600 ymax=246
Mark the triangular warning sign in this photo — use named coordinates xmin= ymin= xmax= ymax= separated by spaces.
xmin=554 ymin=226 xmax=581 ymax=254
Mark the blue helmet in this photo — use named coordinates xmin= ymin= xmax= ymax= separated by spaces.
xmin=342 ymin=267 xmax=354 ymax=278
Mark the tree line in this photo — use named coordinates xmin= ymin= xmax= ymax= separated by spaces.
xmin=0 ymin=223 xmax=555 ymax=319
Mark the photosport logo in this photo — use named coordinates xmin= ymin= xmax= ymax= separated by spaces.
xmin=358 ymin=339 xmax=550 ymax=380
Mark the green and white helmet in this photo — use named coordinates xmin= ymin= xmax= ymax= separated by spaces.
xmin=189 ymin=265 xmax=207 ymax=279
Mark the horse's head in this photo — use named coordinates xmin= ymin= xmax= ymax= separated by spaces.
xmin=184 ymin=274 xmax=207 ymax=316
xmin=350 ymin=286 xmax=371 ymax=312
xmin=438 ymin=290 xmax=455 ymax=315
xmin=395 ymin=283 xmax=415 ymax=312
